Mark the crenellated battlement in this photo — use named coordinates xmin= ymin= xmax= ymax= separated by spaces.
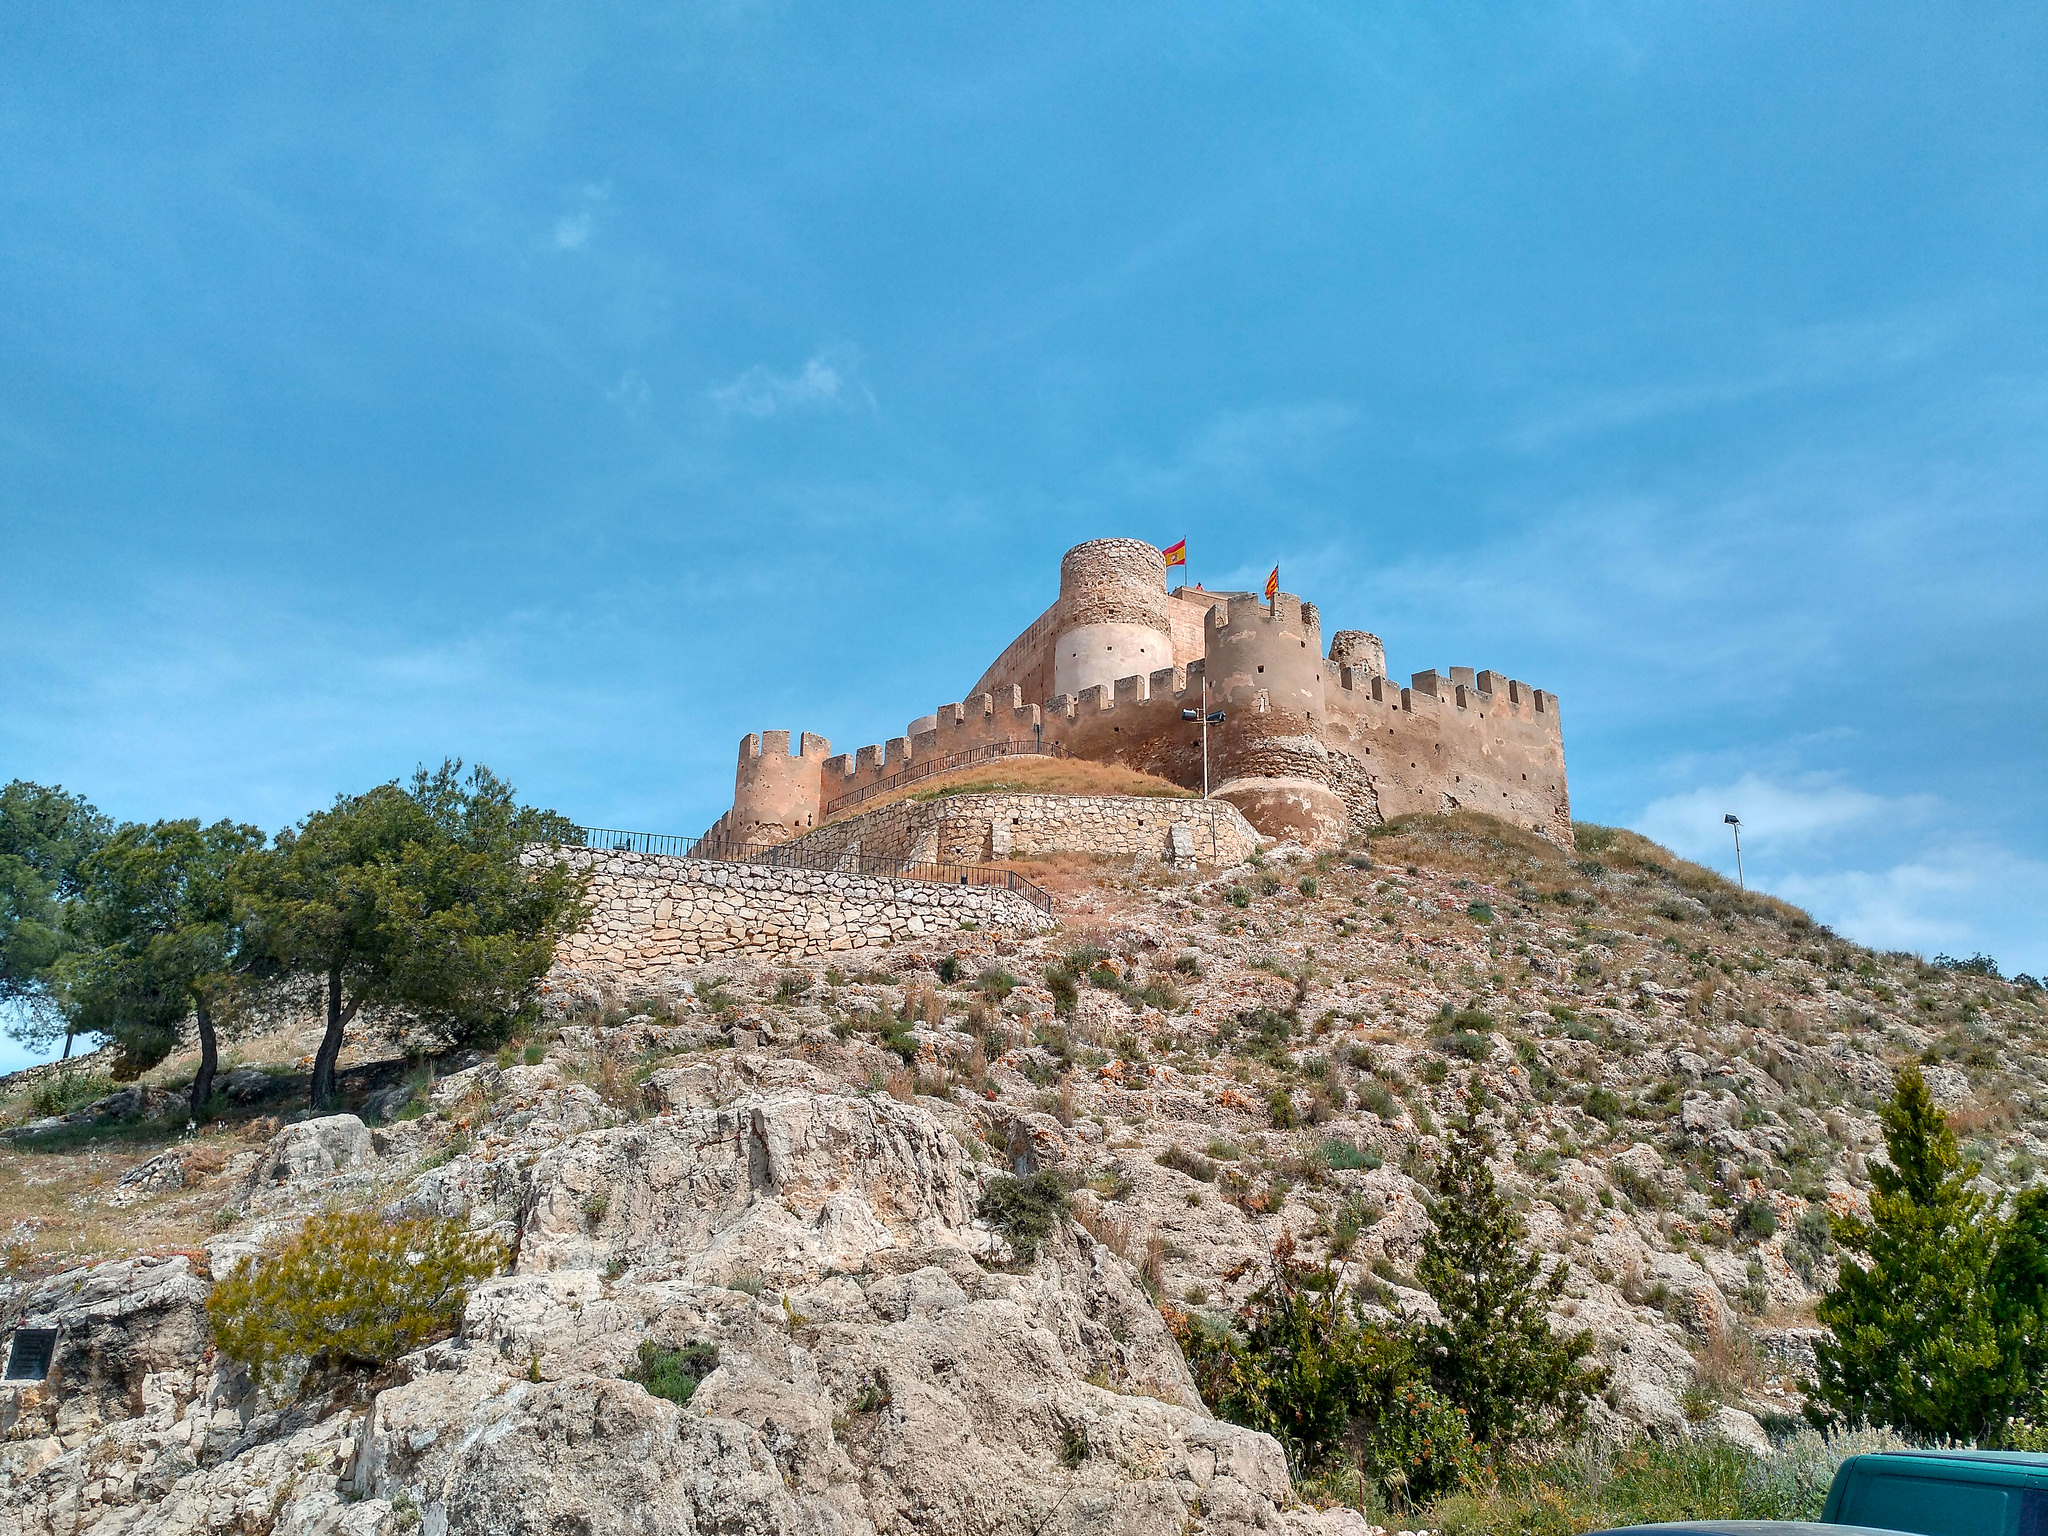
xmin=726 ymin=538 xmax=1573 ymax=850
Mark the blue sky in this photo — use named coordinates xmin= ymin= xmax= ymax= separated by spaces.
xmin=4 ymin=4 xmax=2045 ymax=1068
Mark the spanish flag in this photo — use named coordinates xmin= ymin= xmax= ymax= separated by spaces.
xmin=1264 ymin=565 xmax=1280 ymax=604
xmin=1161 ymin=538 xmax=1187 ymax=568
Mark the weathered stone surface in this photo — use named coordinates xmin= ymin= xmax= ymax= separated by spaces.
xmin=244 ymin=1113 xmax=375 ymax=1190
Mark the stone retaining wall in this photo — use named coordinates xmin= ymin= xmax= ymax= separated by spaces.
xmin=777 ymin=792 xmax=1261 ymax=869
xmin=529 ymin=847 xmax=1054 ymax=978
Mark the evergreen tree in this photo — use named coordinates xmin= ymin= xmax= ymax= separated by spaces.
xmin=244 ymin=761 xmax=586 ymax=1108
xmin=1415 ymin=1122 xmax=1603 ymax=1448
xmin=1812 ymin=1065 xmax=2048 ymax=1439
xmin=0 ymin=780 xmax=112 ymax=1056
xmin=56 ymin=819 xmax=268 ymax=1117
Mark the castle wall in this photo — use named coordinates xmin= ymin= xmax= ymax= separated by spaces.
xmin=1322 ymin=667 xmax=1570 ymax=843
xmin=969 ymin=600 xmax=1060 ymax=710
xmin=531 ymin=847 xmax=1051 ymax=976
xmin=772 ymin=791 xmax=1259 ymax=870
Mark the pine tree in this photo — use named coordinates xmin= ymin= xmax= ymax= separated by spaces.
xmin=1414 ymin=1122 xmax=1603 ymax=1448
xmin=1812 ymin=1065 xmax=2048 ymax=1440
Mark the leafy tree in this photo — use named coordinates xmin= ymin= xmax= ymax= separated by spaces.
xmin=208 ymin=1211 xmax=504 ymax=1389
xmin=1414 ymin=1124 xmax=1603 ymax=1448
xmin=1169 ymin=1244 xmax=1474 ymax=1503
xmin=245 ymin=760 xmax=586 ymax=1108
xmin=55 ymin=819 xmax=268 ymax=1116
xmin=0 ymin=781 xmax=112 ymax=1057
xmin=1811 ymin=1065 xmax=2048 ymax=1440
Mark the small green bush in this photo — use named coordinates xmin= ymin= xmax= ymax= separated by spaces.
xmin=208 ymin=1212 xmax=504 ymax=1387
xmin=1358 ymin=1080 xmax=1399 ymax=1119
xmin=1269 ymin=1087 xmax=1302 ymax=1129
xmin=773 ymin=972 xmax=811 ymax=1004
xmin=1299 ymin=875 xmax=1320 ymax=898
xmin=1465 ymin=902 xmax=1494 ymax=923
xmin=29 ymin=1070 xmax=114 ymax=1118
xmin=978 ymin=966 xmax=1017 ymax=1001
xmin=935 ymin=954 xmax=963 ymax=984
xmin=1734 ymin=1199 xmax=1778 ymax=1243
xmin=1583 ymin=1087 xmax=1624 ymax=1125
xmin=1320 ymin=1138 xmax=1383 ymax=1173
xmin=1228 ymin=885 xmax=1252 ymax=909
xmin=978 ymin=1172 xmax=1071 ymax=1263
xmin=1443 ymin=1030 xmax=1492 ymax=1061
xmin=1158 ymin=1145 xmax=1219 ymax=1182
xmin=633 ymin=1340 xmax=719 ymax=1405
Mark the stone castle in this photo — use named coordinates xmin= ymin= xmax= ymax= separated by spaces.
xmin=719 ymin=537 xmax=1570 ymax=852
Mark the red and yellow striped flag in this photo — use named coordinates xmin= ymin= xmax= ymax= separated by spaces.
xmin=1161 ymin=538 xmax=1187 ymax=568
xmin=1264 ymin=565 xmax=1280 ymax=603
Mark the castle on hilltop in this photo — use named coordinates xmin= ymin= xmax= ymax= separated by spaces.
xmin=718 ymin=538 xmax=1570 ymax=852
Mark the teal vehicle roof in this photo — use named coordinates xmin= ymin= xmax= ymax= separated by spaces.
xmin=1846 ymin=1452 xmax=2048 ymax=1481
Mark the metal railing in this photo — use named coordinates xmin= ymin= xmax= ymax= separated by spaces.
xmin=821 ymin=738 xmax=1068 ymax=817
xmin=570 ymin=826 xmax=700 ymax=858
xmin=566 ymin=825 xmax=1056 ymax=916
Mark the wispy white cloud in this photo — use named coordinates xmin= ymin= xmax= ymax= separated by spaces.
xmin=1634 ymin=771 xmax=1934 ymax=863
xmin=548 ymin=183 xmax=610 ymax=252
xmin=709 ymin=347 xmax=874 ymax=419
xmin=1774 ymin=844 xmax=2048 ymax=973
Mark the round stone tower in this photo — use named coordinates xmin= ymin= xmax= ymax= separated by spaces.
xmin=731 ymin=730 xmax=831 ymax=844
xmin=1053 ymin=538 xmax=1173 ymax=698
xmin=1203 ymin=592 xmax=1347 ymax=848
xmin=1328 ymin=629 xmax=1386 ymax=680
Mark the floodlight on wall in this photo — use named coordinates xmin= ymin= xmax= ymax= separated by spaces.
xmin=4 ymin=1327 xmax=57 ymax=1382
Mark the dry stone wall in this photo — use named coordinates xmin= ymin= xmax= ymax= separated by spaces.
xmin=777 ymin=792 xmax=1261 ymax=869
xmin=528 ymin=847 xmax=1052 ymax=979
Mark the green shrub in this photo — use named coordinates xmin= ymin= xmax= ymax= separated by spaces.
xmin=1299 ymin=876 xmax=1320 ymax=898
xmin=1583 ymin=1087 xmax=1624 ymax=1125
xmin=1168 ymin=1258 xmax=1474 ymax=1503
xmin=29 ymin=1070 xmax=114 ymax=1118
xmin=1443 ymin=1030 xmax=1492 ymax=1061
xmin=1228 ymin=885 xmax=1252 ymax=909
xmin=633 ymin=1340 xmax=719 ymax=1405
xmin=1359 ymin=1080 xmax=1399 ymax=1119
xmin=1609 ymin=1163 xmax=1667 ymax=1210
xmin=1269 ymin=1088 xmax=1302 ymax=1129
xmin=1734 ymin=1199 xmax=1778 ymax=1243
xmin=773 ymin=972 xmax=811 ymax=1004
xmin=978 ymin=966 xmax=1017 ymax=1001
xmin=208 ymin=1212 xmax=504 ymax=1387
xmin=1044 ymin=966 xmax=1078 ymax=1017
xmin=1465 ymin=902 xmax=1493 ymax=923
xmin=1173 ymin=954 xmax=1204 ymax=977
xmin=978 ymin=1172 xmax=1071 ymax=1263
xmin=935 ymin=954 xmax=963 ymax=984
xmin=1158 ymin=1145 xmax=1219 ymax=1182
xmin=1320 ymin=1138 xmax=1383 ymax=1173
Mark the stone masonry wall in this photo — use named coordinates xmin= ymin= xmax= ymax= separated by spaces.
xmin=528 ymin=848 xmax=1053 ymax=979
xmin=772 ymin=792 xmax=1262 ymax=869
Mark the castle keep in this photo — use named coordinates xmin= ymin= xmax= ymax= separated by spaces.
xmin=721 ymin=537 xmax=1569 ymax=851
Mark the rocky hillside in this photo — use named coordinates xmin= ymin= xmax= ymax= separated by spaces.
xmin=3 ymin=810 xmax=2044 ymax=1536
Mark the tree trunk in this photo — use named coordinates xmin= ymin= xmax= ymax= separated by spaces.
xmin=61 ymin=1030 xmax=73 ymax=1062
xmin=189 ymin=994 xmax=218 ymax=1125
xmin=310 ymin=967 xmax=360 ymax=1109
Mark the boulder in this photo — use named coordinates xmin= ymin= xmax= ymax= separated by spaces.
xmin=244 ymin=1113 xmax=374 ymax=1190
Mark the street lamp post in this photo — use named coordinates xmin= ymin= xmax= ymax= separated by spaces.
xmin=1183 ymin=685 xmax=1227 ymax=856
xmin=1724 ymin=813 xmax=1744 ymax=892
